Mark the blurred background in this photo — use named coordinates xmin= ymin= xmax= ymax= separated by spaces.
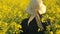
xmin=0 ymin=0 xmax=60 ymax=34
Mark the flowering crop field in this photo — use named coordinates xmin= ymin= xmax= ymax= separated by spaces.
xmin=0 ymin=0 xmax=60 ymax=34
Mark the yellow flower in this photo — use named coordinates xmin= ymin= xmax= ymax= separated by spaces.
xmin=38 ymin=28 xmax=41 ymax=32
xmin=50 ymin=31 xmax=53 ymax=34
xmin=17 ymin=25 xmax=22 ymax=29
xmin=0 ymin=15 xmax=2 ymax=18
xmin=42 ymin=18 xmax=46 ymax=23
xmin=56 ymin=30 xmax=60 ymax=34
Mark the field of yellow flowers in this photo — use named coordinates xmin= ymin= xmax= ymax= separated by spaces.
xmin=0 ymin=0 xmax=60 ymax=34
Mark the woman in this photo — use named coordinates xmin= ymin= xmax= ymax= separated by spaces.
xmin=20 ymin=0 xmax=53 ymax=34
xmin=26 ymin=0 xmax=46 ymax=31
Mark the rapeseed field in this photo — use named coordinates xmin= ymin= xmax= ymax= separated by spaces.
xmin=0 ymin=0 xmax=60 ymax=34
